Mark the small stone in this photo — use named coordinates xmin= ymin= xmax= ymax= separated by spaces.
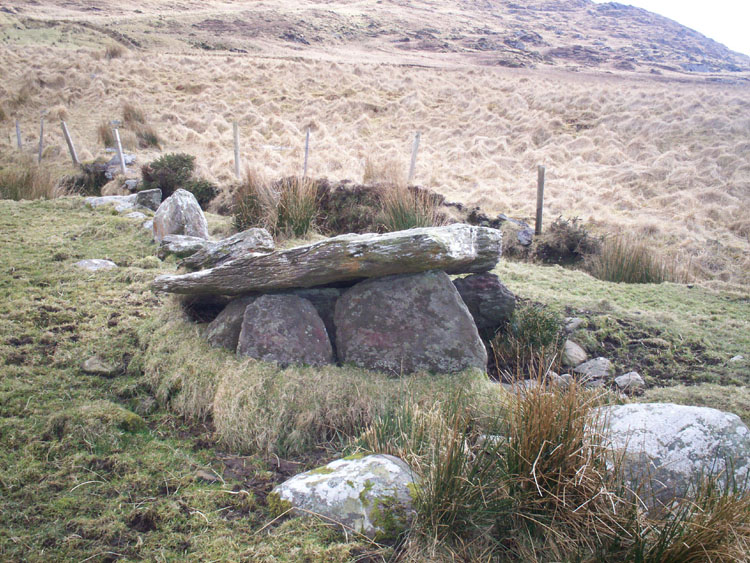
xmin=124 ymin=211 xmax=147 ymax=220
xmin=573 ymin=357 xmax=613 ymax=380
xmin=85 ymin=194 xmax=136 ymax=209
xmin=74 ymin=259 xmax=117 ymax=272
xmin=564 ymin=317 xmax=584 ymax=333
xmin=142 ymin=219 xmax=154 ymax=232
xmin=562 ymin=340 xmax=588 ymax=367
xmin=135 ymin=188 xmax=162 ymax=212
xmin=552 ymin=373 xmax=574 ymax=388
xmin=80 ymin=356 xmax=119 ymax=377
xmin=517 ymin=227 xmax=534 ymax=246
xmin=195 ymin=470 xmax=221 ymax=483
xmin=615 ymin=371 xmax=645 ymax=392
xmin=124 ymin=179 xmax=139 ymax=193
xmin=157 ymin=235 xmax=210 ymax=260
xmin=730 ymin=355 xmax=744 ymax=363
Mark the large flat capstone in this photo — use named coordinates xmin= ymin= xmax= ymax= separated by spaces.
xmin=151 ymin=224 xmax=502 ymax=295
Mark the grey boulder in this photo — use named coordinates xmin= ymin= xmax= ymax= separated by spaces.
xmin=452 ymin=272 xmax=515 ymax=331
xmin=135 ymin=188 xmax=162 ymax=211
xmin=80 ymin=356 xmax=119 ymax=377
xmin=562 ymin=340 xmax=588 ymax=368
xmin=271 ymin=454 xmax=415 ymax=540
xmin=205 ymin=296 xmax=257 ymax=350
xmin=237 ymin=295 xmax=333 ymax=366
xmin=85 ymin=194 xmax=136 ymax=212
xmin=335 ymin=270 xmax=487 ymax=375
xmin=152 ymin=189 xmax=209 ymax=244
xmin=614 ymin=371 xmax=645 ymax=392
xmin=602 ymin=403 xmax=750 ymax=508
xmin=152 ymin=224 xmax=502 ymax=295
xmin=180 ymin=228 xmax=274 ymax=271
xmin=573 ymin=357 xmax=613 ymax=380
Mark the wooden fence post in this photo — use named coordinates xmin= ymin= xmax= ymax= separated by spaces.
xmin=15 ymin=119 xmax=22 ymax=149
xmin=38 ymin=117 xmax=44 ymax=163
xmin=303 ymin=128 xmax=310 ymax=177
xmin=535 ymin=165 xmax=545 ymax=236
xmin=60 ymin=121 xmax=80 ymax=166
xmin=408 ymin=131 xmax=421 ymax=184
xmin=233 ymin=121 xmax=241 ymax=179
xmin=113 ymin=128 xmax=127 ymax=176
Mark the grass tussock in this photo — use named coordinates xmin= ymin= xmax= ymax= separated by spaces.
xmin=0 ymin=157 xmax=59 ymax=200
xmin=104 ymin=44 xmax=126 ymax=60
xmin=587 ymin=235 xmax=689 ymax=284
xmin=97 ymin=120 xmax=115 ymax=148
xmin=491 ymin=302 xmax=565 ymax=377
xmin=122 ymin=102 xmax=161 ymax=149
xmin=363 ymin=156 xmax=406 ymax=187
xmin=232 ymin=171 xmax=318 ymax=238
xmin=380 ymin=185 xmax=445 ymax=232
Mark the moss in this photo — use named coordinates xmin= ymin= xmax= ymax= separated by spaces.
xmin=341 ymin=452 xmax=369 ymax=461
xmin=358 ymin=479 xmax=374 ymax=507
xmin=308 ymin=465 xmax=336 ymax=475
xmin=267 ymin=492 xmax=294 ymax=518
xmin=370 ymin=494 xmax=408 ymax=543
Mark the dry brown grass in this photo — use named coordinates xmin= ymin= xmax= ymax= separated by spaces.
xmin=0 ymin=156 xmax=60 ymax=200
xmin=1 ymin=4 xmax=748 ymax=284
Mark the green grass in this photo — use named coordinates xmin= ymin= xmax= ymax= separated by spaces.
xmin=493 ymin=260 xmax=750 ymax=388
xmin=0 ymin=198 xmax=376 ymax=561
xmin=1 ymin=198 xmax=748 ymax=561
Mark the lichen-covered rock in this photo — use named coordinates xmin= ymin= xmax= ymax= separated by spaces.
xmin=152 ymin=189 xmax=209 ymax=244
xmin=602 ymin=403 xmax=750 ymax=508
xmin=271 ymin=454 xmax=416 ymax=540
xmin=80 ymin=356 xmax=119 ymax=377
xmin=452 ymin=272 xmax=515 ymax=331
xmin=85 ymin=194 xmax=136 ymax=211
xmin=152 ymin=224 xmax=502 ymax=295
xmin=180 ymin=228 xmax=275 ymax=271
xmin=237 ymin=295 xmax=333 ymax=366
xmin=335 ymin=270 xmax=487 ymax=375
xmin=157 ymin=235 xmax=210 ymax=260
xmin=614 ymin=371 xmax=645 ymax=392
xmin=562 ymin=340 xmax=588 ymax=367
xmin=205 ymin=296 xmax=257 ymax=350
xmin=74 ymin=259 xmax=117 ymax=272
xmin=282 ymin=287 xmax=342 ymax=350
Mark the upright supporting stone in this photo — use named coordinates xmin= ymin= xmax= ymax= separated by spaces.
xmin=61 ymin=121 xmax=80 ymax=166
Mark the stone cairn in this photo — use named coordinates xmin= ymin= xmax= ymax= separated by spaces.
xmin=152 ymin=195 xmax=516 ymax=374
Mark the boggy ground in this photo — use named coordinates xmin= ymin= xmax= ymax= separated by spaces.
xmin=1 ymin=198 xmax=748 ymax=560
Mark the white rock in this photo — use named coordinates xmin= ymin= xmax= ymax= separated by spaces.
xmin=602 ymin=403 xmax=750 ymax=508
xmin=74 ymin=259 xmax=117 ymax=272
xmin=614 ymin=371 xmax=645 ymax=391
xmin=272 ymin=454 xmax=415 ymax=540
xmin=124 ymin=211 xmax=147 ymax=220
xmin=562 ymin=340 xmax=588 ymax=367
xmin=729 ymin=355 xmax=744 ymax=363
xmin=85 ymin=194 xmax=136 ymax=211
xmin=152 ymin=189 xmax=209 ymax=244
xmin=564 ymin=317 xmax=584 ymax=333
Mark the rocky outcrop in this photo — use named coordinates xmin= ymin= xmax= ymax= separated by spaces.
xmin=452 ymin=272 xmax=515 ymax=331
xmin=237 ymin=295 xmax=333 ymax=366
xmin=180 ymin=228 xmax=275 ymax=271
xmin=271 ymin=454 xmax=415 ymax=540
xmin=152 ymin=189 xmax=209 ymax=244
xmin=334 ymin=270 xmax=487 ymax=375
xmin=602 ymin=403 xmax=750 ymax=509
xmin=152 ymin=224 xmax=502 ymax=295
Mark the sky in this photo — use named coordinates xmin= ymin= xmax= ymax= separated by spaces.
xmin=592 ymin=0 xmax=750 ymax=57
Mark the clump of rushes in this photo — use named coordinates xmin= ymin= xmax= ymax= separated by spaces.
xmin=491 ymin=302 xmax=565 ymax=377
xmin=232 ymin=173 xmax=318 ymax=239
xmin=122 ymin=102 xmax=161 ymax=149
xmin=587 ymin=235 xmax=686 ymax=284
xmin=533 ymin=215 xmax=601 ymax=265
xmin=0 ymin=156 xmax=57 ymax=200
xmin=380 ymin=185 xmax=445 ymax=232
xmin=104 ymin=44 xmax=125 ymax=59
